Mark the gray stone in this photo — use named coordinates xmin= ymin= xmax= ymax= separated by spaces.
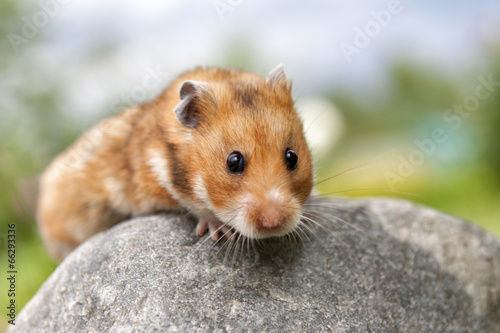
xmin=9 ymin=198 xmax=500 ymax=332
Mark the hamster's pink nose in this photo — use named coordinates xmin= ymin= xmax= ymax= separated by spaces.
xmin=256 ymin=204 xmax=283 ymax=230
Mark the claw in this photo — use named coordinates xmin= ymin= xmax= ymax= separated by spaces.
xmin=195 ymin=219 xmax=209 ymax=236
xmin=196 ymin=218 xmax=233 ymax=242
xmin=208 ymin=220 xmax=221 ymax=241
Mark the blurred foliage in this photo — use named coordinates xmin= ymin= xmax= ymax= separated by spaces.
xmin=1 ymin=2 xmax=499 ymax=331
xmin=319 ymin=58 xmax=500 ymax=239
xmin=0 ymin=1 xmax=66 ymax=330
xmin=483 ymin=57 xmax=500 ymax=183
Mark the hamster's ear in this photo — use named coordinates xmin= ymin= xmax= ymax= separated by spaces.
xmin=266 ymin=64 xmax=291 ymax=90
xmin=173 ymin=80 xmax=210 ymax=127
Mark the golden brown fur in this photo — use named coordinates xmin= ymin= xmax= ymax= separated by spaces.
xmin=37 ymin=66 xmax=313 ymax=262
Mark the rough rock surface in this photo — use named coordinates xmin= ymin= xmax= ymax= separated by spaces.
xmin=10 ymin=198 xmax=500 ymax=332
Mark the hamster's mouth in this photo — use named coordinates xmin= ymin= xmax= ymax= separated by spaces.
xmin=206 ymin=192 xmax=304 ymax=240
xmin=224 ymin=213 xmax=300 ymax=240
xmin=197 ymin=214 xmax=300 ymax=242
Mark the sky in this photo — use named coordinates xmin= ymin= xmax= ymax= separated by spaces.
xmin=4 ymin=0 xmax=500 ymax=121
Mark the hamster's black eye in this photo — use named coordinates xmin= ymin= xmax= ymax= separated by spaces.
xmin=285 ymin=149 xmax=298 ymax=170
xmin=227 ymin=151 xmax=245 ymax=174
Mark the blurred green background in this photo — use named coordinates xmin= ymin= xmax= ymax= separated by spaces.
xmin=1 ymin=0 xmax=499 ymax=330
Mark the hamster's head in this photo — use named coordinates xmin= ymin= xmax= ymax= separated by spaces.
xmin=171 ymin=65 xmax=314 ymax=239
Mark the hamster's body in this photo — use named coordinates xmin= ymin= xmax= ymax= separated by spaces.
xmin=37 ymin=65 xmax=314 ymax=262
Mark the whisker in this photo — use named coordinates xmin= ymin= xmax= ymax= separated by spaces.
xmin=314 ymin=149 xmax=399 ymax=187
xmin=219 ymin=233 xmax=234 ymax=262
xmin=198 ymin=212 xmax=240 ymax=254
xmin=233 ymin=233 xmax=242 ymax=265
xmin=194 ymin=204 xmax=244 ymax=254
xmin=296 ymin=221 xmax=315 ymax=242
xmin=309 ymin=188 xmax=419 ymax=198
xmin=196 ymin=222 xmax=226 ymax=253
xmin=302 ymin=203 xmax=353 ymax=213
xmin=228 ymin=232 xmax=242 ymax=264
xmin=303 ymin=108 xmax=328 ymax=136
xmin=314 ymin=162 xmax=373 ymax=187
xmin=305 ymin=209 xmax=363 ymax=233
xmin=246 ymin=234 xmax=251 ymax=259
xmin=299 ymin=214 xmax=334 ymax=236
xmin=299 ymin=214 xmax=345 ymax=247
xmin=235 ymin=233 xmax=245 ymax=265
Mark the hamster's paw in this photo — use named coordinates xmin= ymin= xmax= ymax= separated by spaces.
xmin=195 ymin=218 xmax=233 ymax=242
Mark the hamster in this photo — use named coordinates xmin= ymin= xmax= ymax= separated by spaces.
xmin=37 ymin=65 xmax=314 ymax=262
